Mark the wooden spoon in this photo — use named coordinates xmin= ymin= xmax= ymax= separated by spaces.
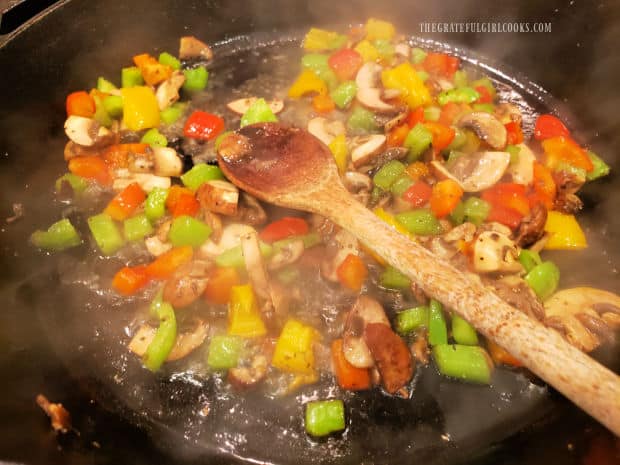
xmin=218 ymin=122 xmax=620 ymax=435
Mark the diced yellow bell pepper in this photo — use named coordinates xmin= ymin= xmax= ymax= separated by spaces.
xmin=286 ymin=372 xmax=319 ymax=394
xmin=364 ymin=18 xmax=396 ymax=41
xmin=381 ymin=63 xmax=432 ymax=109
xmin=303 ymin=28 xmax=347 ymax=52
xmin=272 ymin=319 xmax=319 ymax=375
xmin=328 ymin=134 xmax=348 ymax=174
xmin=543 ymin=211 xmax=588 ymax=250
xmin=288 ymin=69 xmax=328 ymax=98
xmin=354 ymin=40 xmax=380 ymax=62
xmin=227 ymin=284 xmax=267 ymax=337
xmin=121 ymin=86 xmax=160 ymax=131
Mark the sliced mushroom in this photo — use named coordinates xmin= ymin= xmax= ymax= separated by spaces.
xmin=112 ymin=170 xmax=172 ymax=192
xmin=544 ymin=287 xmax=620 ymax=352
xmin=199 ymin=223 xmax=256 ymax=257
xmin=343 ymin=171 xmax=372 ymax=205
xmin=355 ymin=62 xmax=383 ymax=89
xmin=457 ymin=112 xmax=507 ymax=149
xmin=431 ymin=151 xmax=510 ymax=192
xmin=472 ymin=230 xmax=523 ymax=273
xmin=486 ymin=275 xmax=545 ymax=321
xmin=64 ymin=116 xmax=113 ymax=147
xmin=200 ymin=210 xmax=223 ymax=242
xmin=163 ymin=259 xmax=212 ymax=308
xmin=383 ymin=111 xmax=409 ymax=133
xmin=228 ymin=354 xmax=270 ymax=388
xmin=342 ymin=296 xmax=390 ymax=368
xmin=443 ymin=222 xmax=476 ymax=242
xmin=129 ymin=319 xmax=209 ymax=361
xmin=307 ymin=117 xmax=345 ymax=146
xmin=226 ymin=97 xmax=284 ymax=115
xmin=152 ymin=146 xmax=183 ymax=177
xmin=494 ymin=102 xmax=523 ymax=125
xmin=232 ymin=193 xmax=267 ymax=226
xmin=364 ymin=322 xmax=414 ymax=394
xmin=144 ymin=235 xmax=172 ymax=257
xmin=63 ymin=141 xmax=103 ymax=161
xmin=507 ymin=143 xmax=535 ymax=185
xmin=350 ymin=134 xmax=387 ymax=168
xmin=410 ymin=330 xmax=430 ymax=365
xmin=196 ymin=180 xmax=239 ymax=216
xmin=394 ymin=42 xmax=411 ymax=58
xmin=155 ymin=70 xmax=186 ymax=110
xmin=268 ymin=238 xmax=304 ymax=270
xmin=356 ymin=87 xmax=397 ymax=113
xmin=179 ymin=36 xmax=213 ymax=61
xmin=240 ymin=230 xmax=273 ymax=308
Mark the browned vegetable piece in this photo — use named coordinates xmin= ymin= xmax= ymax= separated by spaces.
xmin=179 ymin=36 xmax=213 ymax=61
xmin=197 ymin=180 xmax=239 ymax=216
xmin=363 ymin=322 xmax=414 ymax=394
xmin=342 ymin=295 xmax=389 ymax=368
xmin=162 ymin=260 xmax=211 ymax=308
xmin=515 ymin=203 xmax=547 ymax=247
xmin=487 ymin=275 xmax=545 ymax=321
xmin=36 ymin=394 xmax=71 ymax=433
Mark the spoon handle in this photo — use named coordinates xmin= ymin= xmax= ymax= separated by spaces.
xmin=322 ymin=192 xmax=620 ymax=435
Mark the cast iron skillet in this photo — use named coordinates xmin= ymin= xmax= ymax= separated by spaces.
xmin=0 ymin=1 xmax=618 ymax=464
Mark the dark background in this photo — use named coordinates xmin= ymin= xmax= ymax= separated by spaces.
xmin=0 ymin=1 xmax=618 ymax=464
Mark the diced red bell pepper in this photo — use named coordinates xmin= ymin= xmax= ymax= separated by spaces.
xmin=481 ymin=183 xmax=530 ymax=229
xmin=331 ymin=338 xmax=371 ymax=390
xmin=145 ymin=246 xmax=193 ymax=279
xmin=112 ymin=265 xmax=150 ymax=295
xmin=259 ymin=217 xmax=309 ymax=242
xmin=328 ymin=48 xmax=363 ymax=81
xmin=336 ymin=254 xmax=368 ymax=291
xmin=533 ymin=114 xmax=570 ymax=140
xmin=172 ymin=192 xmax=200 ymax=217
xmin=505 ymin=121 xmax=524 ymax=145
xmin=424 ymin=121 xmax=455 ymax=152
xmin=66 ymin=91 xmax=96 ymax=117
xmin=438 ymin=102 xmax=467 ymax=126
xmin=386 ymin=123 xmax=410 ymax=148
xmin=402 ymin=181 xmax=432 ymax=207
xmin=406 ymin=106 xmax=425 ymax=128
xmin=475 ymin=85 xmax=493 ymax=104
xmin=430 ymin=179 xmax=463 ymax=218
xmin=104 ymin=182 xmax=146 ymax=221
xmin=485 ymin=204 xmax=523 ymax=229
xmin=183 ymin=110 xmax=225 ymax=141
xmin=203 ymin=266 xmax=240 ymax=304
xmin=530 ymin=161 xmax=556 ymax=210
xmin=68 ymin=156 xmax=112 ymax=186
xmin=541 ymin=136 xmax=594 ymax=172
xmin=102 ymin=143 xmax=149 ymax=169
xmin=422 ymin=52 xmax=459 ymax=78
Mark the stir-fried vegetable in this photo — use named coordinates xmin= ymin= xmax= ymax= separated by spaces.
xmin=30 ymin=21 xmax=618 ymax=442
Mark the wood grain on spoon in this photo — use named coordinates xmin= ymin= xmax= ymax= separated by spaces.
xmin=218 ymin=122 xmax=620 ymax=435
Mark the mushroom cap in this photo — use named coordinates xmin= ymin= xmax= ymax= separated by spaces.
xmin=431 ymin=151 xmax=511 ymax=192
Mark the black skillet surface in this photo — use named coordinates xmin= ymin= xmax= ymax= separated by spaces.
xmin=0 ymin=1 xmax=619 ymax=464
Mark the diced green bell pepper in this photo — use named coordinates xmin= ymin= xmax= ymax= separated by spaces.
xmin=446 ymin=129 xmax=467 ymax=151
xmin=404 ymin=123 xmax=433 ymax=162
xmin=428 ymin=299 xmax=448 ymax=346
xmin=180 ymin=164 xmax=225 ymax=191
xmin=372 ymin=39 xmax=394 ymax=61
xmin=330 ymin=81 xmax=357 ymax=109
xmin=449 ymin=201 xmax=466 ymax=225
xmin=518 ymin=249 xmax=542 ymax=273
xmin=144 ymin=187 xmax=168 ymax=222
xmin=472 ymin=103 xmax=494 ymax=113
xmin=55 ymin=173 xmax=88 ymax=194
xmin=506 ymin=144 xmax=521 ymax=164
xmin=121 ymin=66 xmax=144 ymax=88
xmin=182 ymin=66 xmax=208 ymax=92
xmin=240 ymin=98 xmax=278 ymax=127
xmin=141 ymin=128 xmax=168 ymax=147
xmin=373 ymin=160 xmax=405 ymax=190
xmin=143 ymin=292 xmax=177 ymax=372
xmin=160 ymin=102 xmax=186 ymax=125
xmin=390 ymin=175 xmax=414 ymax=197
xmin=30 ymin=218 xmax=82 ymax=252
xmin=379 ymin=265 xmax=411 ymax=290
xmin=87 ymin=213 xmax=124 ymax=255
xmin=103 ymin=95 xmax=123 ymax=119
xmin=207 ymin=335 xmax=244 ymax=370
xmin=451 ymin=315 xmax=478 ymax=345
xmin=347 ymin=106 xmax=378 ymax=133
xmin=123 ymin=214 xmax=154 ymax=242
xmin=424 ymin=106 xmax=441 ymax=122
xmin=410 ymin=47 xmax=427 ymax=64
xmin=470 ymin=77 xmax=496 ymax=98
xmin=305 ymin=399 xmax=346 ymax=437
xmin=524 ymin=261 xmax=560 ymax=301
xmin=437 ymin=87 xmax=480 ymax=106
xmin=396 ymin=306 xmax=429 ymax=335
xmin=301 ymin=53 xmax=330 ymax=73
xmin=586 ymin=151 xmax=610 ymax=181
xmin=463 ymin=197 xmax=491 ymax=226
xmin=168 ymin=215 xmax=212 ymax=247
xmin=395 ymin=209 xmax=443 ymax=235
xmin=433 ymin=344 xmax=492 ymax=384
xmin=453 ymin=70 xmax=468 ymax=88
xmin=158 ymin=52 xmax=181 ymax=70
xmin=97 ymin=77 xmax=118 ymax=93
